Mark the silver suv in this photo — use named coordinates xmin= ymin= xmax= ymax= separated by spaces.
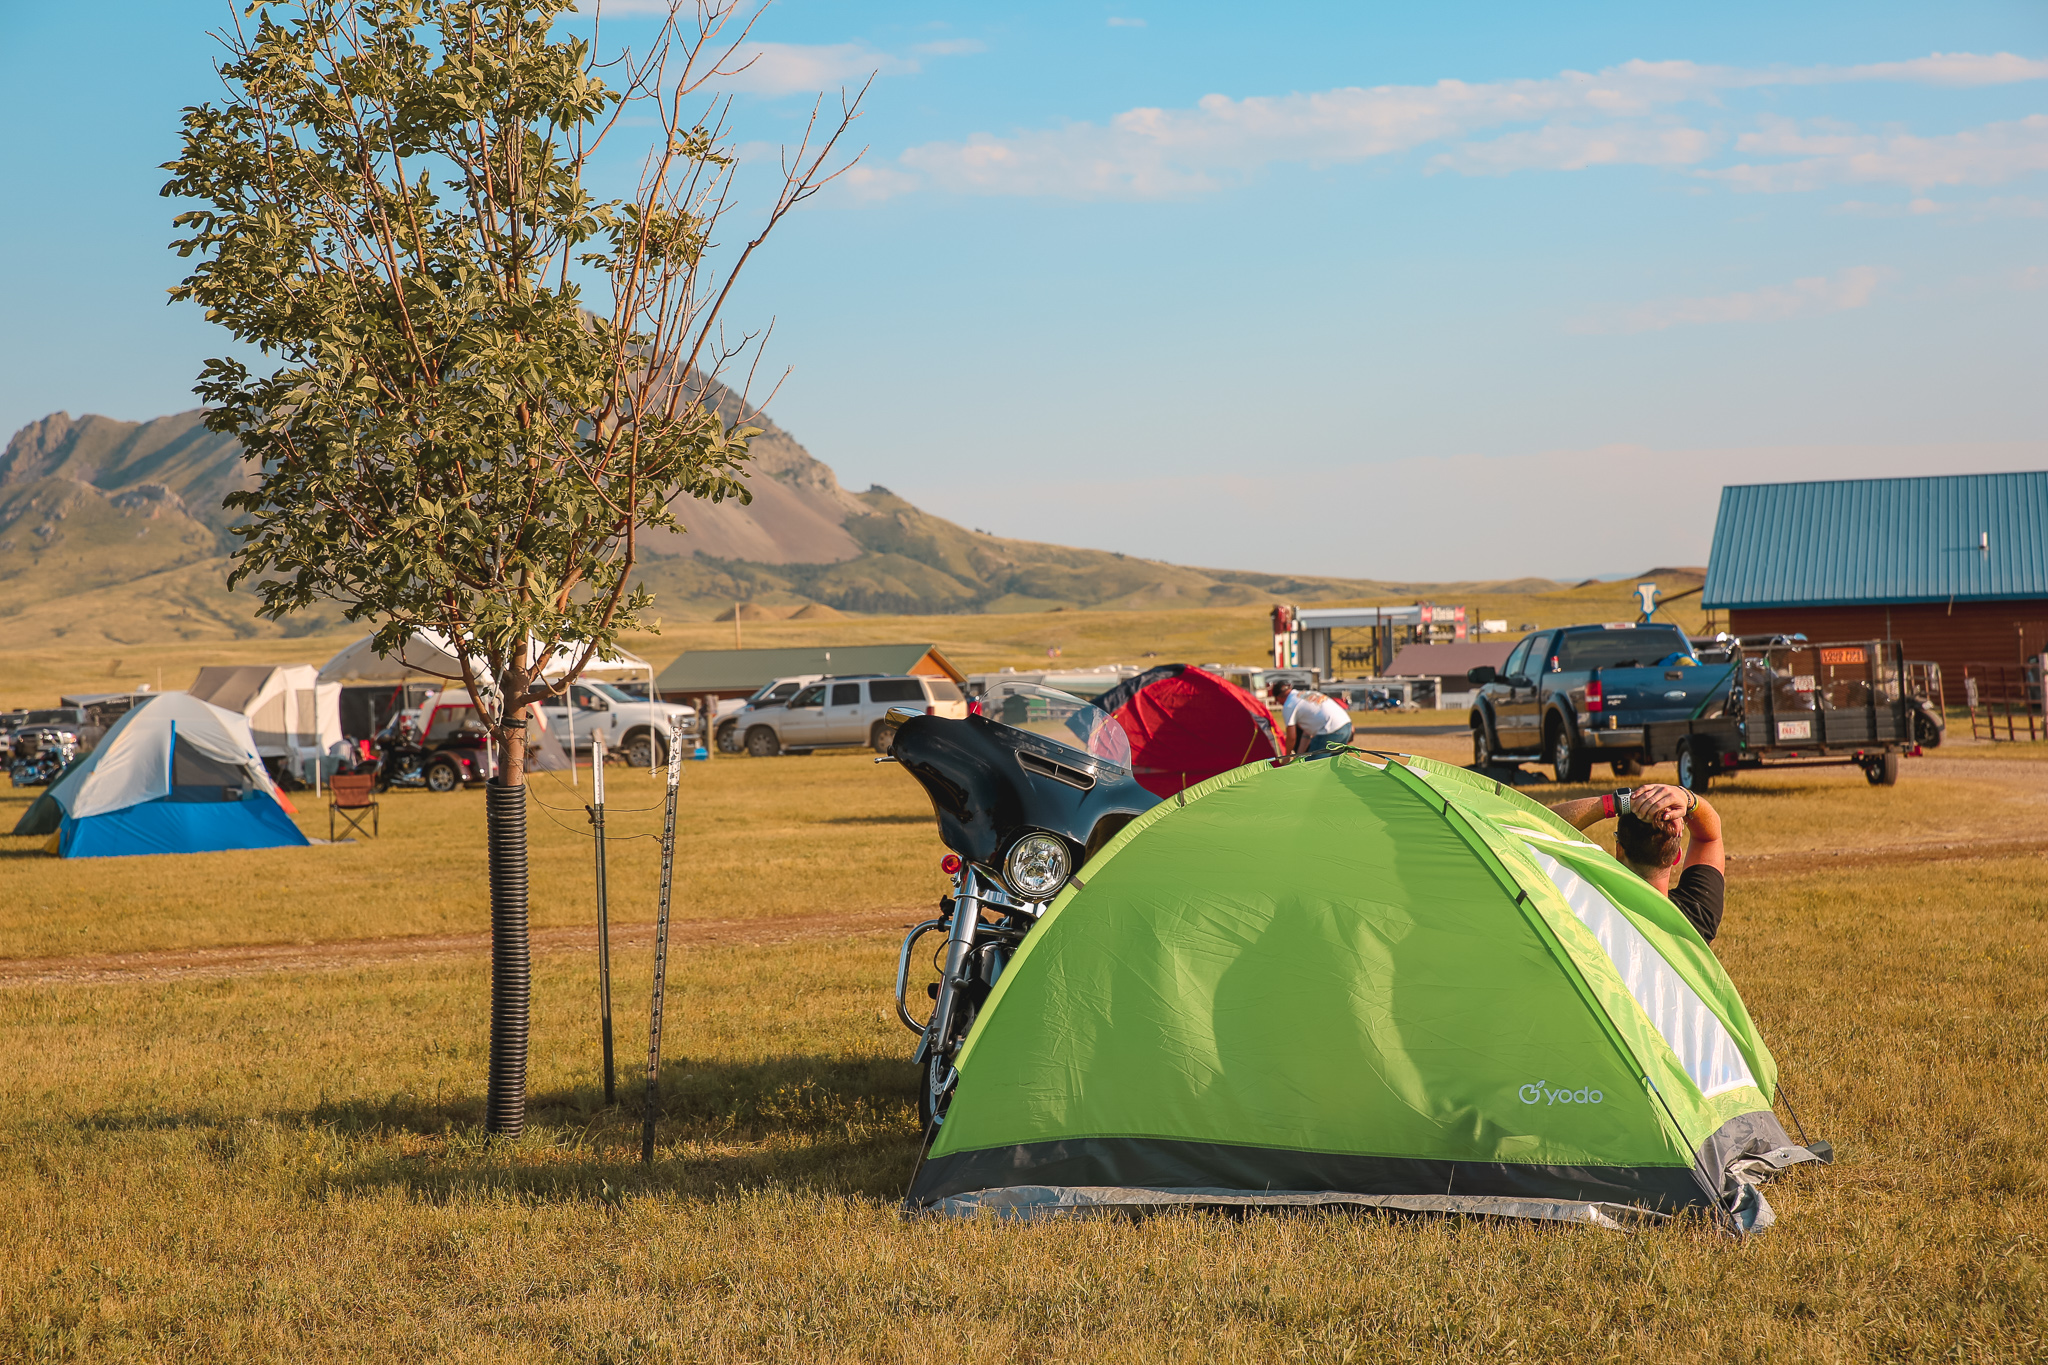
xmin=714 ymin=674 xmax=824 ymax=753
xmin=739 ymin=674 xmax=968 ymax=756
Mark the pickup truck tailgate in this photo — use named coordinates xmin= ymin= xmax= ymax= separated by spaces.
xmin=1602 ymin=665 xmax=1733 ymax=726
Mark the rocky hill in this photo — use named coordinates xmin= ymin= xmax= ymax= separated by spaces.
xmin=0 ymin=402 xmax=1560 ymax=645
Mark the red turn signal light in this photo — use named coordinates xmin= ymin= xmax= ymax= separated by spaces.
xmin=940 ymin=854 xmax=963 ymax=875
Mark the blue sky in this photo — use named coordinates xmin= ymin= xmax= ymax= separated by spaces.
xmin=2 ymin=0 xmax=2044 ymax=580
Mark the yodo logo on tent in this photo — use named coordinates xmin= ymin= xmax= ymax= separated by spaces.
xmin=1519 ymin=1080 xmax=1604 ymax=1106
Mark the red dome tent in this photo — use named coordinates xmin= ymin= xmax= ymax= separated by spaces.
xmin=1092 ymin=665 xmax=1287 ymax=798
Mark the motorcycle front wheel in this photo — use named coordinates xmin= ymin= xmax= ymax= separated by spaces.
xmin=917 ymin=1000 xmax=978 ymax=1133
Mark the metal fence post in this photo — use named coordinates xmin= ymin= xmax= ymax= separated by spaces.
xmin=642 ymin=715 xmax=683 ymax=1163
xmin=590 ymin=731 xmax=614 ymax=1104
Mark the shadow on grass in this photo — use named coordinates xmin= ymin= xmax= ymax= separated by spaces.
xmin=308 ymin=1053 xmax=926 ymax=1204
xmin=819 ymin=813 xmax=934 ymax=826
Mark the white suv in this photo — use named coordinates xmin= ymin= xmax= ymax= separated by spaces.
xmin=739 ymin=674 xmax=968 ymax=756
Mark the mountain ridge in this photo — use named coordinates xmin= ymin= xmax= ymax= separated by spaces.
xmin=1 ymin=404 xmax=1566 ymax=645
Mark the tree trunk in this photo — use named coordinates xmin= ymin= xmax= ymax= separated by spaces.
xmin=485 ymin=699 xmax=531 ymax=1137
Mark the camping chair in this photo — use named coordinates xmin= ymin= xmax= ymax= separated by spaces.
xmin=328 ymin=773 xmax=379 ymax=841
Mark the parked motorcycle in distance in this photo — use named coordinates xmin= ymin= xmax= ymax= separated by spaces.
xmin=8 ymin=724 xmax=81 ymax=787
xmin=372 ymin=714 xmax=430 ymax=791
xmin=880 ymin=682 xmax=1158 ymax=1131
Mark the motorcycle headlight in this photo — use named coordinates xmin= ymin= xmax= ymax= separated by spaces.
xmin=1003 ymin=833 xmax=1071 ymax=900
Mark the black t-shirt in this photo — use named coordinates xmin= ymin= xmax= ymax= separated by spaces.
xmin=1669 ymin=865 xmax=1725 ymax=942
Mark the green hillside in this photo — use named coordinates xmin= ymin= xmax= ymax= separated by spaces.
xmin=0 ymin=405 xmax=1572 ymax=647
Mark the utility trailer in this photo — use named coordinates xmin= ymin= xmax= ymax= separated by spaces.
xmin=1642 ymin=639 xmax=1923 ymax=792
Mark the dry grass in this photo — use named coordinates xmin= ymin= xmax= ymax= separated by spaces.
xmin=3 ymin=743 xmax=2044 ymax=1360
xmin=0 ymin=754 xmax=947 ymax=960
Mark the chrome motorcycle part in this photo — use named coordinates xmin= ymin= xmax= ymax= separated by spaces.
xmin=1003 ymin=833 xmax=1070 ymax=899
xmin=926 ymin=869 xmax=984 ymax=1063
xmin=894 ymin=918 xmax=946 ymax=1034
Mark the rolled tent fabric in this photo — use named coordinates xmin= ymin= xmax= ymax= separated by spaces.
xmin=907 ymin=752 xmax=1823 ymax=1229
xmin=1092 ymin=665 xmax=1286 ymax=798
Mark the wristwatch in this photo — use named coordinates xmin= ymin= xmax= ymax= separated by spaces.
xmin=1602 ymin=788 xmax=1634 ymax=819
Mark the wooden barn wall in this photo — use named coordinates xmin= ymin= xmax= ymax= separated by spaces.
xmin=1728 ymin=601 xmax=2048 ymax=688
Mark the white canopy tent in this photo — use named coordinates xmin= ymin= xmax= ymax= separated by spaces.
xmin=188 ymin=664 xmax=343 ymax=785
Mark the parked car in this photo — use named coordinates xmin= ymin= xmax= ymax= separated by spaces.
xmin=536 ymin=680 xmax=697 ymax=768
xmin=738 ymin=674 xmax=969 ymax=756
xmin=1467 ymin=622 xmax=1724 ymax=781
xmin=714 ymin=674 xmax=825 ymax=753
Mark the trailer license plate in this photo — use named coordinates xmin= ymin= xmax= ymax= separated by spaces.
xmin=1777 ymin=721 xmax=1812 ymax=741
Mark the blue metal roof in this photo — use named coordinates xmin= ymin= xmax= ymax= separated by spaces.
xmin=1703 ymin=472 xmax=2048 ymax=609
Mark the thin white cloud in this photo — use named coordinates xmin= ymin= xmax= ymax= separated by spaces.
xmin=1434 ymin=121 xmax=1714 ymax=174
xmin=1773 ymin=52 xmax=2048 ymax=87
xmin=868 ymin=52 xmax=2048 ymax=200
xmin=913 ymin=38 xmax=987 ymax=56
xmin=1710 ymin=114 xmax=2048 ymax=192
xmin=714 ymin=42 xmax=915 ymax=95
xmin=1572 ymin=266 xmax=1892 ymax=335
xmin=1834 ymin=194 xmax=2048 ymax=219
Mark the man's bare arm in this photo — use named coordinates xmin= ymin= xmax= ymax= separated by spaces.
xmin=1548 ymin=796 xmax=1610 ymax=831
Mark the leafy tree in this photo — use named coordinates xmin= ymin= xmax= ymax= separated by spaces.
xmin=164 ymin=0 xmax=862 ymax=1134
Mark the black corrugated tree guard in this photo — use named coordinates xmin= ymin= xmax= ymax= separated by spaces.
xmin=163 ymin=0 xmax=862 ymax=1136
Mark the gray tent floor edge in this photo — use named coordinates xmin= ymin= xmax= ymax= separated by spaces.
xmin=907 ymin=1137 xmax=1707 ymax=1215
xmin=919 ymin=1186 xmax=1670 ymax=1228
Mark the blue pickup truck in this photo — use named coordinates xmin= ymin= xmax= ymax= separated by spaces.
xmin=1466 ymin=622 xmax=1727 ymax=782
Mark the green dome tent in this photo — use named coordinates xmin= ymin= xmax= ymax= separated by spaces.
xmin=908 ymin=752 xmax=1824 ymax=1230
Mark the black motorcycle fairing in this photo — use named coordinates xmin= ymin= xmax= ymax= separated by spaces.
xmin=891 ymin=712 xmax=1157 ymax=872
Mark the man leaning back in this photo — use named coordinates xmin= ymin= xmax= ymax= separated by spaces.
xmin=1549 ymin=783 xmax=1728 ymax=944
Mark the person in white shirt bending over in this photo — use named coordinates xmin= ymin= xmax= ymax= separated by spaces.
xmin=1270 ymin=680 xmax=1354 ymax=756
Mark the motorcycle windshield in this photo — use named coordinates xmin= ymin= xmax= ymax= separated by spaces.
xmin=977 ymin=683 xmax=1133 ymax=769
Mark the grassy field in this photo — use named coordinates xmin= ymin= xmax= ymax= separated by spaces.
xmin=4 ymin=740 xmax=2045 ymax=1360
xmin=3 ymin=578 xmax=1708 ymax=713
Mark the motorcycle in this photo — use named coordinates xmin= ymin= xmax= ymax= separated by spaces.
xmin=373 ymin=715 xmax=429 ymax=791
xmin=8 ymin=726 xmax=81 ymax=787
xmin=880 ymin=682 xmax=1157 ymax=1131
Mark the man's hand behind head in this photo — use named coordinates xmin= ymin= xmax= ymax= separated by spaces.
xmin=1630 ymin=783 xmax=1688 ymax=833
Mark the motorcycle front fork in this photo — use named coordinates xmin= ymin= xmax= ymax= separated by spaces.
xmin=915 ymin=867 xmax=984 ymax=1067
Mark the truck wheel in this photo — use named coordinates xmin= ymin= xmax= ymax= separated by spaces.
xmin=1611 ymin=755 xmax=1644 ymax=778
xmin=715 ymin=719 xmax=742 ymax=754
xmin=1676 ymin=741 xmax=1713 ymax=794
xmin=424 ymin=759 xmax=461 ymax=793
xmin=1864 ymin=752 xmax=1901 ymax=786
xmin=871 ymin=720 xmax=896 ymax=755
xmin=1549 ymin=724 xmax=1592 ymax=784
xmin=1470 ymin=720 xmax=1490 ymax=769
xmin=745 ymin=726 xmax=781 ymax=758
xmin=624 ymin=729 xmax=666 ymax=769
xmin=1912 ymin=709 xmax=1943 ymax=748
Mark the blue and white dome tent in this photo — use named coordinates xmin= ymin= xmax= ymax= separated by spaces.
xmin=13 ymin=692 xmax=310 ymax=858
